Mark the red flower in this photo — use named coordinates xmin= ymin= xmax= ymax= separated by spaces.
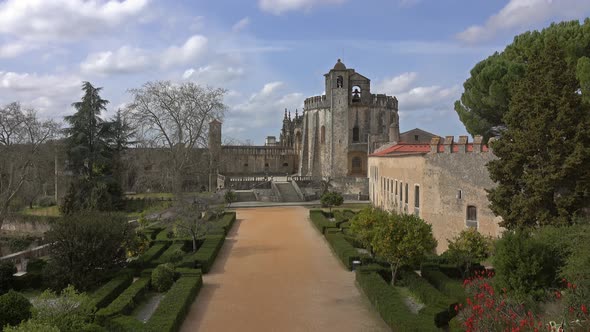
xmin=582 ymin=304 xmax=588 ymax=315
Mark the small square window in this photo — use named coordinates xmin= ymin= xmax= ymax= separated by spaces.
xmin=414 ymin=135 xmax=419 ymax=141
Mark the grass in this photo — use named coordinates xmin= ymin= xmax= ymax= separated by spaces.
xmin=125 ymin=192 xmax=214 ymax=199
xmin=20 ymin=205 xmax=61 ymax=217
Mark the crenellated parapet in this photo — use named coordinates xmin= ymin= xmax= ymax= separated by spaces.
xmin=429 ymin=135 xmax=493 ymax=154
xmin=370 ymin=94 xmax=398 ymax=109
xmin=304 ymin=95 xmax=328 ymax=110
xmin=222 ymin=145 xmax=298 ymax=156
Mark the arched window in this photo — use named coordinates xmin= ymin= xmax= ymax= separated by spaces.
xmin=320 ymin=125 xmax=326 ymax=144
xmin=337 ymin=75 xmax=343 ymax=88
xmin=351 ymin=85 xmax=361 ymax=102
xmin=352 ymin=126 xmax=360 ymax=142
xmin=466 ymin=206 xmax=478 ymax=229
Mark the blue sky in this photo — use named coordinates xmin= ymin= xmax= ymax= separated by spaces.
xmin=1 ymin=0 xmax=590 ymax=144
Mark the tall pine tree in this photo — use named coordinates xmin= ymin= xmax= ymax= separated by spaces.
xmin=61 ymin=82 xmax=124 ymax=214
xmin=487 ymin=37 xmax=590 ymax=229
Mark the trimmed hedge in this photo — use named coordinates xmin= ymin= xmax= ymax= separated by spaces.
xmin=212 ymin=212 xmax=236 ymax=236
xmin=399 ymin=270 xmax=458 ymax=327
xmin=179 ymin=235 xmax=225 ymax=273
xmin=309 ymin=210 xmax=338 ymax=234
xmin=356 ymin=270 xmax=438 ymax=331
xmin=154 ymin=243 xmax=185 ymax=265
xmin=130 ymin=242 xmax=170 ymax=268
xmin=145 ymin=272 xmax=203 ymax=332
xmin=91 ymin=274 xmax=133 ymax=309
xmin=95 ymin=277 xmax=151 ymax=324
xmin=106 ymin=315 xmax=145 ymax=332
xmin=155 ymin=229 xmax=173 ymax=243
xmin=421 ymin=268 xmax=466 ymax=304
xmin=342 ymin=233 xmax=364 ymax=249
xmin=325 ymin=232 xmax=360 ymax=270
xmin=356 ymin=270 xmax=439 ymax=332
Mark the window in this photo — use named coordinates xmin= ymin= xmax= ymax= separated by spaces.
xmin=352 ymin=126 xmax=360 ymax=142
xmin=264 ymin=163 xmax=269 ymax=167
xmin=414 ymin=135 xmax=419 ymax=141
xmin=457 ymin=190 xmax=462 ymax=199
xmin=399 ymin=182 xmax=403 ymax=202
xmin=352 ymin=157 xmax=362 ymax=172
xmin=320 ymin=125 xmax=326 ymax=144
xmin=466 ymin=206 xmax=478 ymax=229
xmin=395 ymin=180 xmax=398 ymax=195
xmin=390 ymin=180 xmax=394 ymax=193
xmin=405 ymin=183 xmax=409 ymax=204
xmin=414 ymin=185 xmax=420 ymax=216
xmin=337 ymin=75 xmax=343 ymax=88
xmin=243 ymin=163 xmax=248 ymax=167
xmin=352 ymin=85 xmax=361 ymax=102
xmin=282 ymin=162 xmax=289 ymax=167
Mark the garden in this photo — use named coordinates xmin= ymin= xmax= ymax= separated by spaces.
xmin=0 ymin=205 xmax=236 ymax=332
xmin=310 ymin=205 xmax=590 ymax=332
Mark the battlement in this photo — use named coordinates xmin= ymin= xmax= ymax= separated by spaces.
xmin=222 ymin=145 xmax=298 ymax=156
xmin=304 ymin=95 xmax=328 ymax=110
xmin=429 ymin=135 xmax=492 ymax=154
xmin=370 ymin=94 xmax=398 ymax=108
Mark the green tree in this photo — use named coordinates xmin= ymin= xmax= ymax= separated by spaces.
xmin=152 ymin=264 xmax=175 ymax=292
xmin=30 ymin=286 xmax=94 ymax=332
xmin=372 ymin=213 xmax=437 ymax=286
xmin=349 ymin=206 xmax=388 ymax=255
xmin=320 ymin=191 xmax=344 ymax=214
xmin=487 ymin=36 xmax=590 ymax=229
xmin=61 ymin=82 xmax=124 ymax=214
xmin=445 ymin=228 xmax=492 ymax=278
xmin=455 ymin=19 xmax=590 ymax=139
xmin=0 ymin=290 xmax=32 ymax=328
xmin=224 ymin=190 xmax=237 ymax=207
xmin=0 ymin=261 xmax=16 ymax=294
xmin=44 ymin=212 xmax=131 ymax=291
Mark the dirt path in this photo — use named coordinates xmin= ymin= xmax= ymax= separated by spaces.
xmin=180 ymin=206 xmax=389 ymax=332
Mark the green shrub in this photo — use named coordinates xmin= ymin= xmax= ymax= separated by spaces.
xmin=179 ymin=235 xmax=225 ymax=273
xmin=0 ymin=261 xmax=17 ymax=294
xmin=26 ymin=259 xmax=46 ymax=273
xmin=146 ymin=272 xmax=203 ymax=332
xmin=91 ymin=274 xmax=133 ymax=309
xmin=31 ymin=285 xmax=95 ymax=332
xmin=309 ymin=210 xmax=338 ymax=234
xmin=0 ymin=290 xmax=32 ymax=328
xmin=36 ymin=196 xmax=56 ymax=207
xmin=3 ymin=320 xmax=59 ymax=332
xmin=356 ymin=271 xmax=438 ymax=331
xmin=420 ymin=268 xmax=466 ymax=304
xmin=325 ymin=232 xmax=360 ymax=270
xmin=152 ymin=264 xmax=175 ymax=292
xmin=342 ymin=233 xmax=364 ymax=248
xmin=95 ymin=277 xmax=150 ymax=324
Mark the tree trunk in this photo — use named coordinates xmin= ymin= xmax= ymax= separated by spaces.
xmin=390 ymin=263 xmax=399 ymax=286
xmin=192 ymin=237 xmax=197 ymax=252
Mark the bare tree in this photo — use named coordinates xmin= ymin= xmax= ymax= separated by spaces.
xmin=0 ymin=102 xmax=60 ymax=227
xmin=127 ymin=81 xmax=227 ymax=194
xmin=174 ymin=202 xmax=212 ymax=252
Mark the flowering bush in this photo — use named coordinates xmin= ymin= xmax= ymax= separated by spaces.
xmin=456 ymin=270 xmax=590 ymax=332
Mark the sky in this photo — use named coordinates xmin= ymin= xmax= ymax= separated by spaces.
xmin=1 ymin=0 xmax=590 ymax=144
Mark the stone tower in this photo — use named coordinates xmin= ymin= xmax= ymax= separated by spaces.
xmin=299 ymin=59 xmax=399 ymax=178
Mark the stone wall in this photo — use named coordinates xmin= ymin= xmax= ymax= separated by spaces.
xmin=220 ymin=146 xmax=298 ymax=175
xmin=368 ymin=137 xmax=503 ymax=253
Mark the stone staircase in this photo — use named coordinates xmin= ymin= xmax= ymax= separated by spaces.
xmin=274 ymin=182 xmax=303 ymax=202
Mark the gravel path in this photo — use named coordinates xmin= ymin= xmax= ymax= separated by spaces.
xmin=180 ymin=206 xmax=389 ymax=332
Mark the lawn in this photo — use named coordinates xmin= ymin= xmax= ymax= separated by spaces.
xmin=20 ymin=206 xmax=61 ymax=217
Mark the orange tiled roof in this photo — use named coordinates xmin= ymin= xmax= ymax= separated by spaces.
xmin=370 ymin=142 xmax=488 ymax=157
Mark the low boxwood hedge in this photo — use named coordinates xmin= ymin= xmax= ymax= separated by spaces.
xmin=309 ymin=210 xmax=338 ymax=234
xmin=155 ymin=229 xmax=173 ymax=243
xmin=398 ymin=270 xmax=458 ymax=327
xmin=356 ymin=270 xmax=439 ymax=332
xmin=145 ymin=271 xmax=203 ymax=332
xmin=214 ymin=212 xmax=236 ymax=235
xmin=91 ymin=274 xmax=133 ymax=309
xmin=130 ymin=242 xmax=170 ymax=268
xmin=325 ymin=232 xmax=360 ymax=270
xmin=95 ymin=276 xmax=151 ymax=324
xmin=179 ymin=235 xmax=225 ymax=273
xmin=105 ymin=315 xmax=146 ymax=332
xmin=420 ymin=268 xmax=466 ymax=304
xmin=153 ymin=243 xmax=185 ymax=265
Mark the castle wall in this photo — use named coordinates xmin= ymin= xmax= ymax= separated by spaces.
xmin=368 ymin=137 xmax=503 ymax=253
xmin=219 ymin=146 xmax=298 ymax=175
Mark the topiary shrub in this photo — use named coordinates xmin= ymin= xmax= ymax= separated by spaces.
xmin=0 ymin=290 xmax=32 ymax=328
xmin=0 ymin=261 xmax=17 ymax=294
xmin=152 ymin=264 xmax=175 ymax=292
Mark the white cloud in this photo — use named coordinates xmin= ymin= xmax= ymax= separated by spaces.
xmin=81 ymin=46 xmax=151 ymax=74
xmin=0 ymin=71 xmax=81 ymax=116
xmin=161 ymin=35 xmax=208 ymax=68
xmin=0 ymin=0 xmax=149 ymax=42
xmin=0 ymin=41 xmax=37 ymax=58
xmin=182 ymin=65 xmax=245 ymax=85
xmin=457 ymin=0 xmax=590 ymax=43
xmin=258 ymin=0 xmax=346 ymax=15
xmin=232 ymin=17 xmax=251 ymax=32
xmin=375 ymin=72 xmax=460 ymax=111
